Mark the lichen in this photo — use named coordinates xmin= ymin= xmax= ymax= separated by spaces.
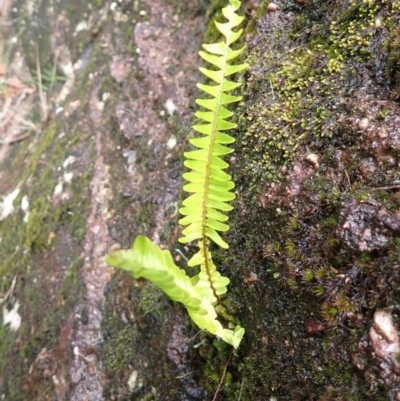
xmin=0 ymin=118 xmax=92 ymax=397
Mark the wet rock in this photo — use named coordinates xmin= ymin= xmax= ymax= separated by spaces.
xmin=110 ymin=55 xmax=132 ymax=83
xmin=244 ymin=271 xmax=259 ymax=283
xmin=304 ymin=318 xmax=324 ymax=335
xmin=167 ymin=314 xmax=189 ymax=371
xmin=167 ymin=314 xmax=207 ymax=400
xmin=267 ymin=3 xmax=278 ymax=12
xmin=369 ymin=310 xmax=400 ymax=398
xmin=305 ymin=153 xmax=320 ymax=170
xmin=359 ymin=157 xmax=377 ymax=181
xmin=337 ymin=200 xmax=400 ymax=252
xmin=358 ymin=117 xmax=370 ymax=131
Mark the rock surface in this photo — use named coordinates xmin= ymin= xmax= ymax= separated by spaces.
xmin=0 ymin=0 xmax=400 ymax=400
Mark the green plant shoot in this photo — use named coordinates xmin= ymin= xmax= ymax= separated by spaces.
xmin=106 ymin=0 xmax=247 ymax=349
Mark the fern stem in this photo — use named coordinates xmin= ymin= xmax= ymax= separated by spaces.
xmin=202 ymin=243 xmax=227 ymax=308
xmin=211 ymin=347 xmax=234 ymax=401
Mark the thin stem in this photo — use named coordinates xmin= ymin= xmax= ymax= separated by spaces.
xmin=211 ymin=347 xmax=234 ymax=401
xmin=369 ymin=185 xmax=400 ymax=191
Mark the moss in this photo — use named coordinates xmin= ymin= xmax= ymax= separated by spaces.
xmin=102 ymin=274 xmax=205 ymax=400
xmin=195 ymin=339 xmax=246 ymax=400
xmin=240 ymin=0 xmax=397 ymax=185
xmin=0 ymin=50 xmax=96 ymax=400
xmin=188 ymin=0 xmax=400 ymax=399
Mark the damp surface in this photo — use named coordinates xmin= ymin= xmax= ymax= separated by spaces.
xmin=1 ymin=0 xmax=400 ymax=400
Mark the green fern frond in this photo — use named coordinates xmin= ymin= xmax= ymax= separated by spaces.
xmin=105 ymin=0 xmax=247 ymax=350
xmin=179 ymin=0 xmax=248 ymax=250
xmin=106 ymin=236 xmax=244 ymax=348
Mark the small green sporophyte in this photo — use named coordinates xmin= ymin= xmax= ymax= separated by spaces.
xmin=105 ymin=0 xmax=248 ymax=349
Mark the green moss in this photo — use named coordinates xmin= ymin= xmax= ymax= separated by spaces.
xmin=103 ymin=315 xmax=139 ymax=373
xmin=102 ymin=274 xmax=203 ymax=400
xmin=193 ymin=0 xmax=400 ymax=399
xmin=240 ymin=0 xmax=396 ymax=184
xmin=0 ymin=57 xmax=95 ymax=400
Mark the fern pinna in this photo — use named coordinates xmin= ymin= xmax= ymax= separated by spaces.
xmin=106 ymin=0 xmax=247 ymax=349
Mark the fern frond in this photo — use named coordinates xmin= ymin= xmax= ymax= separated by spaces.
xmin=105 ymin=0 xmax=247 ymax=350
xmin=106 ymin=236 xmax=244 ymax=348
xmin=179 ymin=0 xmax=248 ymax=251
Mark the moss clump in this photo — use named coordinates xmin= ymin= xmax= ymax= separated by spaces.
xmin=240 ymin=0 xmax=396 ymax=185
xmin=196 ymin=339 xmax=245 ymax=400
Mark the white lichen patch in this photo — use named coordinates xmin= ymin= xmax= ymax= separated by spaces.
xmin=63 ymin=172 xmax=74 ymax=183
xmin=166 ymin=135 xmax=177 ymax=149
xmin=127 ymin=370 xmax=143 ymax=392
xmin=3 ymin=300 xmax=21 ymax=331
xmin=127 ymin=370 xmax=138 ymax=391
xmin=63 ymin=155 xmax=77 ymax=169
xmin=54 ymin=180 xmax=64 ymax=196
xmin=164 ymin=98 xmax=177 ymax=116
xmin=60 ymin=61 xmax=74 ymax=78
xmin=0 ymin=187 xmax=20 ymax=221
xmin=21 ymin=195 xmax=30 ymax=223
xmin=96 ymin=101 xmax=105 ymax=111
xmin=53 ymin=166 xmax=74 ymax=198
xmin=75 ymin=20 xmax=88 ymax=34
xmin=20 ymin=195 xmax=29 ymax=211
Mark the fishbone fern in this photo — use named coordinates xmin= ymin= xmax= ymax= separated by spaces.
xmin=106 ymin=0 xmax=247 ymax=349
xmin=179 ymin=2 xmax=247 ymax=250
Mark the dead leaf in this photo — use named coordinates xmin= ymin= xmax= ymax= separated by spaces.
xmin=2 ymin=76 xmax=36 ymax=97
